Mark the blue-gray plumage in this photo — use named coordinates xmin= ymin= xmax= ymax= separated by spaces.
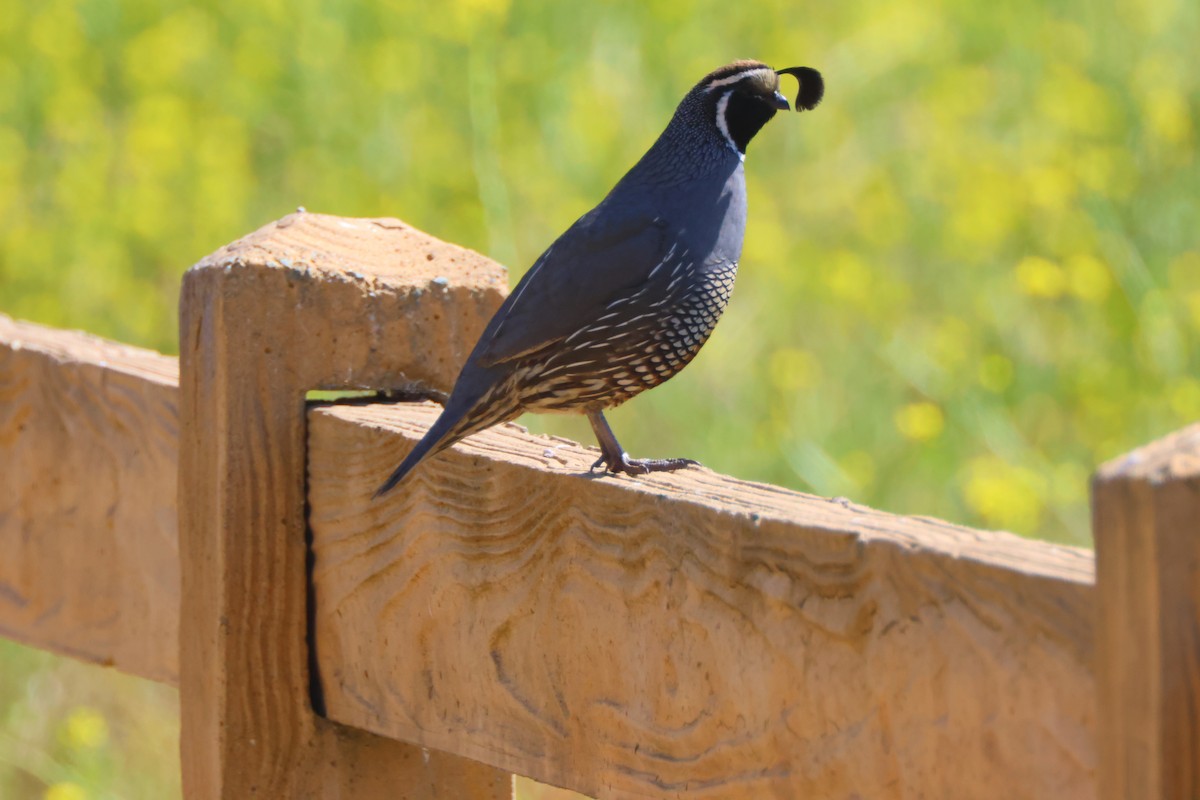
xmin=377 ymin=60 xmax=823 ymax=496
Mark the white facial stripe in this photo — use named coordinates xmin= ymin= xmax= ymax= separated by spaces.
xmin=715 ymin=90 xmax=744 ymax=160
xmin=705 ymin=67 xmax=773 ymax=91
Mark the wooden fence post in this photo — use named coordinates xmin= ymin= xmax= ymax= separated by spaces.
xmin=1094 ymin=424 xmax=1200 ymax=800
xmin=177 ymin=212 xmax=514 ymax=798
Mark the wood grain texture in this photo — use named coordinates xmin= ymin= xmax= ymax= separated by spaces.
xmin=178 ymin=212 xmax=512 ymax=799
xmin=192 ymin=211 xmax=508 ymax=393
xmin=1094 ymin=423 xmax=1200 ymax=800
xmin=0 ymin=314 xmax=179 ymax=684
xmin=309 ymin=401 xmax=1099 ymax=800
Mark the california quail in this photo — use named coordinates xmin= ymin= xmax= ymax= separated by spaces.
xmin=377 ymin=60 xmax=823 ymax=496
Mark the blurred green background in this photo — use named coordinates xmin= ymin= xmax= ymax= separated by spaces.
xmin=1 ymin=0 xmax=1196 ymax=796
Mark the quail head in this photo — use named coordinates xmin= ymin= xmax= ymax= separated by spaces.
xmin=377 ymin=60 xmax=823 ymax=496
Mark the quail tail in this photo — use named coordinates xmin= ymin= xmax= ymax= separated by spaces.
xmin=373 ymin=409 xmax=461 ymax=497
xmin=374 ymin=398 xmax=487 ymax=496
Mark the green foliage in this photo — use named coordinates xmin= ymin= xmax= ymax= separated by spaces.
xmin=0 ymin=640 xmax=180 ymax=799
xmin=5 ymin=0 xmax=1198 ymax=541
xmin=1 ymin=0 xmax=1198 ymax=795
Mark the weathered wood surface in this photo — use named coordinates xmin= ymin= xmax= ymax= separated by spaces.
xmin=1094 ymin=424 xmax=1200 ymax=800
xmin=178 ymin=212 xmax=513 ymax=799
xmin=0 ymin=314 xmax=180 ymax=685
xmin=309 ymin=400 xmax=1098 ymax=800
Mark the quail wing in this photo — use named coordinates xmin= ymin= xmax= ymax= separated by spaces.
xmin=474 ymin=201 xmax=675 ymax=368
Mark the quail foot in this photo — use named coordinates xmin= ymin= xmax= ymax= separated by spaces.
xmin=377 ymin=60 xmax=823 ymax=496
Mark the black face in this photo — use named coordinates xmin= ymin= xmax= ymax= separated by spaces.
xmin=716 ymin=71 xmax=790 ymax=154
xmin=722 ymin=87 xmax=782 ymax=154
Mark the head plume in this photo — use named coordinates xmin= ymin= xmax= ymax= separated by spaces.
xmin=775 ymin=66 xmax=824 ymax=111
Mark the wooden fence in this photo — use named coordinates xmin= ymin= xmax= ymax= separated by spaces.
xmin=0 ymin=212 xmax=1195 ymax=799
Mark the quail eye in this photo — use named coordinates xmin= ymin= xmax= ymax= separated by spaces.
xmin=735 ymin=79 xmax=786 ymax=110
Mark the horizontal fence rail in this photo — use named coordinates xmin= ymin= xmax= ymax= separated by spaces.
xmin=310 ymin=402 xmax=1096 ymax=798
xmin=0 ymin=315 xmax=180 ymax=684
xmin=0 ymin=212 xmax=1195 ymax=799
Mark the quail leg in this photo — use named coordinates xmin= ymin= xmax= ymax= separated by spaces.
xmin=586 ymin=410 xmax=699 ymax=476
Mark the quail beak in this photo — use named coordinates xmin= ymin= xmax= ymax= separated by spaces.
xmin=770 ymin=90 xmax=791 ymax=111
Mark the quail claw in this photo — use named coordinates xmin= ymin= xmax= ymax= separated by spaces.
xmin=590 ymin=451 xmax=699 ymax=476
